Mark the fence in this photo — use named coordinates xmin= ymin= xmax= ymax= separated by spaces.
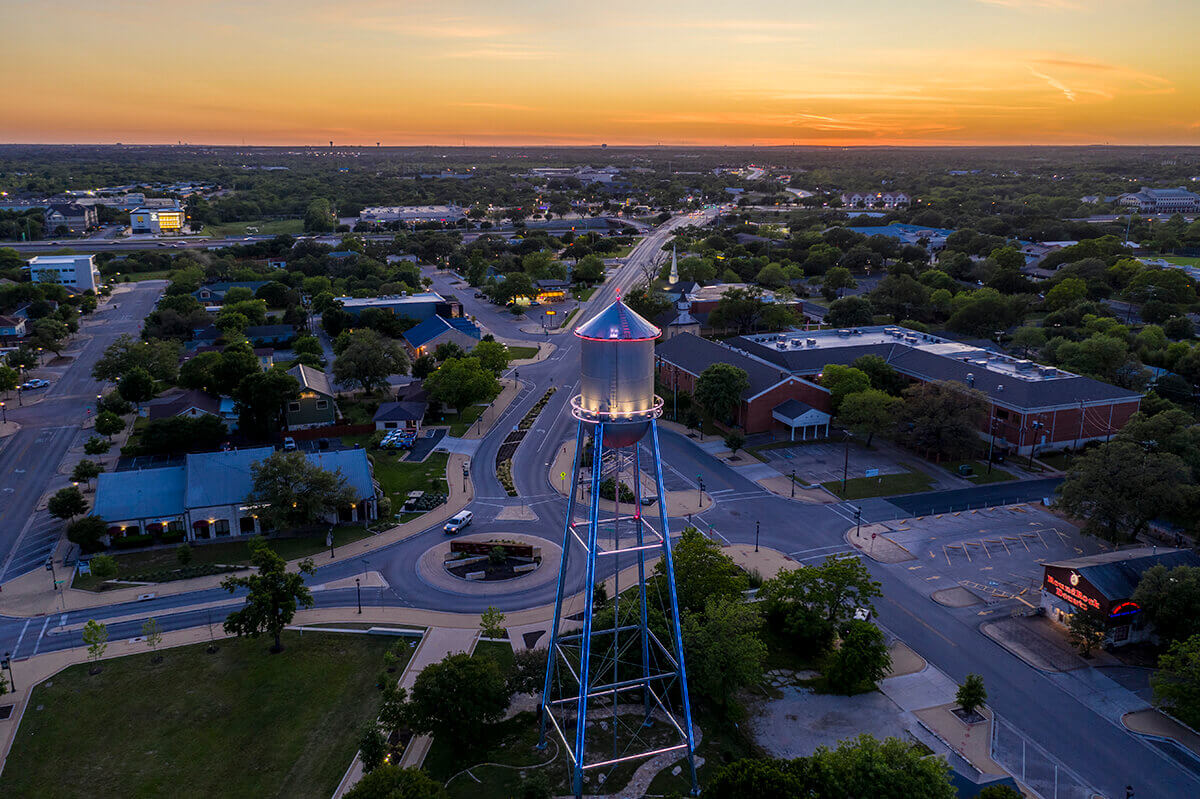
xmin=991 ymin=714 xmax=1099 ymax=799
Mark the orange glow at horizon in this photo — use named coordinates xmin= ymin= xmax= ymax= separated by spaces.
xmin=3 ymin=0 xmax=1198 ymax=147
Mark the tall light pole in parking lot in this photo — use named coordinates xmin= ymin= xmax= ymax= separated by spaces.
xmin=790 ymin=467 xmax=796 ymax=498
xmin=355 ymin=577 xmax=362 ymax=614
xmin=755 ymin=520 xmax=760 ymax=553
xmin=1 ymin=402 xmax=5 ymax=424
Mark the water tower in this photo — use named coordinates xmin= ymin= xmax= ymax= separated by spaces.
xmin=539 ymin=298 xmax=698 ymax=797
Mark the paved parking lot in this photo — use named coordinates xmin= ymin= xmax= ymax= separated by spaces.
xmin=872 ymin=505 xmax=1105 ymax=607
xmin=758 ymin=441 xmax=909 ymax=484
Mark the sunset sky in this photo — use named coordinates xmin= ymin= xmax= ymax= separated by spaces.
xmin=5 ymin=0 xmax=1198 ymax=146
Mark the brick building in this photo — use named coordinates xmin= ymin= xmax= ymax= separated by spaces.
xmin=655 ymin=332 xmax=831 ymax=438
xmin=731 ymin=326 xmax=1143 ymax=455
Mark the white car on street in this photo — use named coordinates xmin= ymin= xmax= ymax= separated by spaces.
xmin=444 ymin=510 xmax=473 ymax=534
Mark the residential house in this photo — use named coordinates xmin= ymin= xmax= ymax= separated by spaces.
xmin=402 ymin=315 xmax=482 ymax=358
xmin=0 ymin=315 xmax=27 ymax=339
xmin=43 ymin=203 xmax=98 ymax=235
xmin=192 ymin=281 xmax=269 ymax=304
xmin=285 ymin=363 xmax=338 ymax=429
xmin=373 ymin=400 xmax=427 ymax=433
xmin=92 ymin=446 xmax=377 ymax=542
xmin=143 ymin=389 xmax=222 ymax=421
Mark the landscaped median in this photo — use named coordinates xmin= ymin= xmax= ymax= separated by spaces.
xmin=822 ymin=469 xmax=934 ymax=501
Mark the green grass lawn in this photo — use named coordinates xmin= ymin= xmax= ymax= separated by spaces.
xmin=427 ymin=712 xmax=562 ymax=799
xmin=447 ymin=404 xmax=486 ymax=436
xmin=941 ymin=459 xmax=1016 ymax=485
xmin=0 ymin=632 xmax=396 ymax=799
xmin=72 ymin=526 xmax=375 ymax=590
xmin=200 ymin=218 xmax=304 ymax=237
xmin=573 ymin=285 xmax=598 ymax=301
xmin=473 ymin=639 xmax=515 ymax=670
xmin=346 ymin=440 xmax=448 ymax=512
xmin=1160 ymin=255 xmax=1200 ymax=268
xmin=505 ymin=344 xmax=540 ymax=360
xmin=120 ymin=269 xmax=176 ymax=282
xmin=822 ymin=469 xmax=934 ymax=500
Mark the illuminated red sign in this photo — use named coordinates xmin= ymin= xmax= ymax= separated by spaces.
xmin=1045 ymin=573 xmax=1100 ymax=611
xmin=1109 ymin=601 xmax=1141 ymax=618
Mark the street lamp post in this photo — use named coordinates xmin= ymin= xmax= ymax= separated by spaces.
xmin=1 ymin=402 xmax=5 ymax=424
xmin=2 ymin=651 xmax=14 ymax=691
xmin=327 ymin=528 xmax=335 ymax=559
xmin=755 ymin=520 xmax=759 ymax=553
xmin=790 ymin=468 xmax=796 ymax=498
xmin=356 ymin=577 xmax=362 ymax=614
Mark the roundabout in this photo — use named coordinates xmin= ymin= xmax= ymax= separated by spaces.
xmin=415 ymin=532 xmax=562 ymax=598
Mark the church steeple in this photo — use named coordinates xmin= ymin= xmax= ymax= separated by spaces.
xmin=669 ymin=243 xmax=679 ymax=283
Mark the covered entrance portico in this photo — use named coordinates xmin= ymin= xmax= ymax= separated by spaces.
xmin=772 ymin=399 xmax=831 ymax=441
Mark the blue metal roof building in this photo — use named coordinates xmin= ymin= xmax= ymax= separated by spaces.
xmin=403 ymin=315 xmax=482 ymax=353
xmin=91 ymin=446 xmax=378 ymax=542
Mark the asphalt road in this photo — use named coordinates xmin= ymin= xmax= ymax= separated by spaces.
xmin=0 ymin=281 xmax=165 ymax=581
xmin=0 ymin=213 xmax=1189 ymax=796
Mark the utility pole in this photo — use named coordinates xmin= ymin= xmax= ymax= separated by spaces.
xmin=355 ymin=577 xmax=362 ymax=614
xmin=986 ymin=418 xmax=997 ymax=474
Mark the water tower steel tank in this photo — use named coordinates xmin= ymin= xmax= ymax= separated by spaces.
xmin=572 ymin=299 xmax=663 ymax=447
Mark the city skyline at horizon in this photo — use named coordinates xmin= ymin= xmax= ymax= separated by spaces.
xmin=5 ymin=0 xmax=1199 ymax=147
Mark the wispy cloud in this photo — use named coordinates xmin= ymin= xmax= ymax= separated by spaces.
xmin=447 ymin=44 xmax=552 ymax=60
xmin=1029 ymin=67 xmax=1076 ymax=101
xmin=452 ymin=102 xmax=535 ymax=111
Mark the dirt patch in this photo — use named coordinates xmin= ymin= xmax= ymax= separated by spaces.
xmin=981 ymin=616 xmax=1086 ymax=673
xmin=932 ymin=587 xmax=983 ymax=608
xmin=847 ymin=523 xmax=915 ymax=563
xmin=1123 ymin=709 xmax=1200 ymax=757
xmin=886 ymin=641 xmax=926 ymax=678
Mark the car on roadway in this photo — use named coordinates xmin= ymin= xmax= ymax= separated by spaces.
xmin=444 ymin=510 xmax=473 ymax=534
xmin=282 ymin=437 xmax=297 ymax=451
xmin=20 ymin=378 xmax=50 ymax=390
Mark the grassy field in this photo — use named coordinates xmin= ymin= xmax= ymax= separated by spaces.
xmin=200 ymin=219 xmax=304 ymax=237
xmin=822 ymin=469 xmax=934 ymax=500
xmin=72 ymin=526 xmax=375 ymax=590
xmin=1161 ymin=256 xmax=1200 ymax=268
xmin=942 ymin=460 xmax=1016 ymax=485
xmin=349 ymin=441 xmax=449 ymax=511
xmin=447 ymin=404 xmax=486 ymax=436
xmin=473 ymin=639 xmax=515 ymax=670
xmin=0 ymin=632 xmax=397 ymax=799
xmin=427 ymin=712 xmax=560 ymax=799
xmin=120 ymin=269 xmax=176 ymax=282
xmin=505 ymin=344 xmax=540 ymax=360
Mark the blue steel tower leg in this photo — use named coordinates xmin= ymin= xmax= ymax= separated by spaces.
xmin=633 ymin=446 xmax=653 ymax=725
xmin=572 ymin=422 xmax=605 ymax=798
xmin=650 ymin=419 xmax=700 ymax=795
xmin=538 ymin=422 xmax=586 ymax=749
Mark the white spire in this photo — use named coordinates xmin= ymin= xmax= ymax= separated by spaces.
xmin=669 ymin=243 xmax=678 ymax=283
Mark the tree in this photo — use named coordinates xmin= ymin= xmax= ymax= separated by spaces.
xmin=479 ymin=605 xmax=506 ymax=639
xmin=822 ymin=266 xmax=857 ymax=299
xmin=1011 ymin=325 xmax=1047 ymax=357
xmin=93 ymin=334 xmax=179 ymax=382
xmin=423 ymin=357 xmax=499 ymax=415
xmin=67 ymin=515 xmax=107 ymax=552
xmin=304 ymin=198 xmax=336 ymax=232
xmin=142 ymin=618 xmax=164 ymax=662
xmin=472 ymin=340 xmax=510 ymax=375
xmin=89 ymin=554 xmax=118 ymax=581
xmin=72 ymin=459 xmax=103 ymax=488
xmin=723 ymin=431 xmax=745 ymax=454
xmin=234 ymin=370 xmax=300 ymax=439
xmin=94 ymin=410 xmax=125 ymax=439
xmin=333 ymin=329 xmax=410 ymax=393
xmin=694 ymin=363 xmax=749 ymax=425
xmin=825 ymin=295 xmax=874 ymax=327
xmin=1057 ymin=442 xmax=1192 ymax=544
xmin=977 ymin=786 xmax=1024 ymax=799
xmin=759 ymin=556 xmax=882 ymax=654
xmin=573 ymin=254 xmax=605 ymax=283
xmin=870 ymin=274 xmax=930 ymax=321
xmin=895 ymin=380 xmax=988 ymax=460
xmin=1044 ymin=277 xmax=1088 ymax=311
xmin=820 ymin=364 xmax=871 ymax=414
xmin=32 ymin=317 xmax=69 ymax=356
xmin=824 ymin=619 xmax=891 ymax=694
xmin=836 ymin=389 xmax=900 ymax=446
xmin=343 ymin=765 xmax=447 ymax=799
xmin=84 ymin=436 xmax=112 ymax=455
xmin=851 ymin=354 xmax=906 ymax=395
xmin=177 ymin=543 xmax=193 ymax=566
xmin=956 ymin=673 xmax=987 ymax=716
xmin=655 ymin=527 xmax=747 ymax=616
xmin=684 ymin=597 xmax=766 ymax=707
xmin=405 ymin=652 xmax=510 ymax=743
xmin=1152 ymin=634 xmax=1200 ymax=730
xmin=411 ymin=353 xmax=436 ymax=379
xmin=1066 ymin=607 xmax=1109 ymax=657
xmin=433 ymin=341 xmax=465 ymax=362
xmin=709 ymin=286 xmax=771 ymax=333
xmin=117 ymin=366 xmax=157 ymax=406
xmin=221 ymin=537 xmax=317 ymax=652
xmin=706 ymin=758 xmax=809 ymax=799
xmin=0 ymin=364 xmax=18 ymax=395
xmin=1131 ymin=564 xmax=1200 ymax=645
xmin=623 ymin=283 xmax=671 ymax=322
xmin=82 ymin=620 xmax=108 ymax=672
xmin=250 ymin=451 xmax=358 ymax=531
xmin=48 ymin=485 xmax=88 ymax=521
xmin=358 ymin=723 xmax=388 ymax=773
